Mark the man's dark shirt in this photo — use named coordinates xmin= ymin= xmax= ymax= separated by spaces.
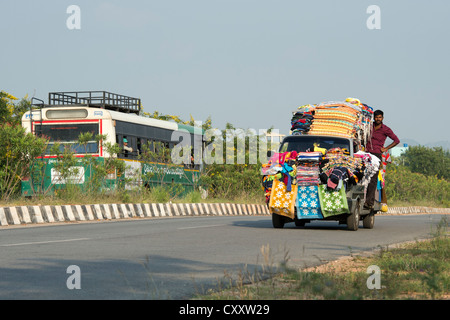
xmin=366 ymin=123 xmax=400 ymax=154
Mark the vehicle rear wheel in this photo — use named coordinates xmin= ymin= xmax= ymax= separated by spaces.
xmin=347 ymin=200 xmax=360 ymax=231
xmin=363 ymin=212 xmax=375 ymax=229
xmin=272 ymin=213 xmax=285 ymax=228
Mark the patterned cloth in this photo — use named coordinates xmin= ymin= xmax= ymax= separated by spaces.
xmin=297 ymin=186 xmax=324 ymax=219
xmin=317 ymin=184 xmax=349 ymax=217
xmin=308 ymin=103 xmax=359 ymax=139
xmin=269 ymin=178 xmax=298 ymax=219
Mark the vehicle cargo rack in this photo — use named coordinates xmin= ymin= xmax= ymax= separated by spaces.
xmin=48 ymin=91 xmax=141 ymax=115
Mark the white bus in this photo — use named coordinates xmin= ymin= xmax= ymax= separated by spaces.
xmin=21 ymin=91 xmax=203 ymax=196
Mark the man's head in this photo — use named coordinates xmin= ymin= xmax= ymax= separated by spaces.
xmin=123 ymin=138 xmax=128 ymax=144
xmin=373 ymin=110 xmax=384 ymax=125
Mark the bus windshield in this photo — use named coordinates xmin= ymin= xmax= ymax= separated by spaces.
xmin=36 ymin=123 xmax=99 ymax=154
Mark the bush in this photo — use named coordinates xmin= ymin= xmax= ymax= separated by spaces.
xmin=0 ymin=124 xmax=47 ymax=201
xmin=385 ymin=164 xmax=450 ymax=207
xmin=400 ymin=145 xmax=450 ymax=180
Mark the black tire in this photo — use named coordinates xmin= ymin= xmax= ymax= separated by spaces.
xmin=347 ymin=200 xmax=360 ymax=231
xmin=294 ymin=217 xmax=306 ymax=227
xmin=363 ymin=212 xmax=375 ymax=229
xmin=272 ymin=213 xmax=285 ymax=228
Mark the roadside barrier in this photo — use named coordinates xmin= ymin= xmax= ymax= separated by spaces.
xmin=386 ymin=206 xmax=450 ymax=215
xmin=0 ymin=203 xmax=270 ymax=227
xmin=0 ymin=203 xmax=448 ymax=227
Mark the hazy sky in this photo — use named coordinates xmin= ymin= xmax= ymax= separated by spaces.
xmin=1 ymin=0 xmax=449 ymax=145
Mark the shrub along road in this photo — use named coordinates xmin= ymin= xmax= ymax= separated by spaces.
xmin=0 ymin=213 xmax=447 ymax=299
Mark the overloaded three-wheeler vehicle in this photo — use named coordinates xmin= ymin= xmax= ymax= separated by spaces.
xmin=265 ymin=134 xmax=381 ymax=231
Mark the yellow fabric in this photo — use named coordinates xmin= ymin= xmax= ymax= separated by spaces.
xmin=269 ymin=179 xmax=298 ymax=219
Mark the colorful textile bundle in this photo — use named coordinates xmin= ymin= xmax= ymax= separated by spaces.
xmin=269 ymin=178 xmax=298 ymax=219
xmin=296 ymin=151 xmax=322 ymax=186
xmin=261 ymin=151 xmax=298 ymax=176
xmin=291 ymin=104 xmax=315 ymax=135
xmin=317 ymin=184 xmax=350 ymax=217
xmin=322 ymin=148 xmax=364 ymax=173
xmin=261 ymin=151 xmax=298 ymax=204
xmin=354 ymin=151 xmax=380 ymax=187
xmin=308 ymin=102 xmax=360 ymax=138
xmin=287 ymin=98 xmax=374 ymax=149
xmin=289 ymin=98 xmax=373 ymax=147
xmin=296 ymin=164 xmax=321 ymax=186
xmin=296 ymin=186 xmax=323 ymax=219
xmin=378 ymin=152 xmax=391 ymax=190
xmin=297 ymin=151 xmax=323 ymax=162
xmin=355 ymin=103 xmax=374 ymax=150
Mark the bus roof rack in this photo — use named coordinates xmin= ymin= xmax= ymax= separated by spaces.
xmin=48 ymin=91 xmax=141 ymax=115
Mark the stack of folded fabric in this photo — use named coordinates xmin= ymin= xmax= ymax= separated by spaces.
xmin=295 ymin=151 xmax=324 ymax=219
xmin=296 ymin=164 xmax=321 ymax=186
xmin=296 ymin=152 xmax=322 ymax=186
xmin=291 ymin=104 xmax=315 ymax=135
xmin=308 ymin=101 xmax=360 ymax=138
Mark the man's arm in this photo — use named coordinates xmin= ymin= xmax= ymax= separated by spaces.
xmin=381 ymin=126 xmax=400 ymax=153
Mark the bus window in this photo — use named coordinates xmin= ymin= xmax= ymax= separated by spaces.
xmin=37 ymin=123 xmax=100 ymax=155
xmin=122 ymin=136 xmax=133 ymax=157
xmin=147 ymin=140 xmax=154 ymax=153
xmin=137 ymin=138 xmax=144 ymax=156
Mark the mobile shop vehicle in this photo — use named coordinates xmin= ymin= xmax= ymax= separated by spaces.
xmin=263 ymin=99 xmax=380 ymax=231
xmin=265 ymin=134 xmax=381 ymax=231
xmin=21 ymin=91 xmax=204 ymax=196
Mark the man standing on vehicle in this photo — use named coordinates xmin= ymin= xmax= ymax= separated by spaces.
xmin=364 ymin=110 xmax=400 ymax=209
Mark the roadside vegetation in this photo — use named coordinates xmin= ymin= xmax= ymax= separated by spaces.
xmin=197 ymin=216 xmax=449 ymax=300
xmin=1 ymin=91 xmax=449 ymax=208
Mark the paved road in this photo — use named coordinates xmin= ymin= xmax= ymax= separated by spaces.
xmin=0 ymin=214 xmax=446 ymax=299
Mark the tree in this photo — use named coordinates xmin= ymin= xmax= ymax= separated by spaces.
xmin=0 ymin=124 xmax=48 ymax=201
xmin=400 ymin=145 xmax=450 ymax=180
xmin=0 ymin=90 xmax=31 ymax=125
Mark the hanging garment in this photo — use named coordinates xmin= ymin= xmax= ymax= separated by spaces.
xmin=326 ymin=166 xmax=348 ymax=190
xmin=297 ymin=186 xmax=324 ymax=219
xmin=317 ymin=184 xmax=350 ymax=217
xmin=269 ymin=178 xmax=298 ymax=219
xmin=261 ymin=151 xmax=297 ymax=175
xmin=280 ymin=162 xmax=297 ymax=191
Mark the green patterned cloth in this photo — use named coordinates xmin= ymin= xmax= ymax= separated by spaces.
xmin=318 ymin=184 xmax=349 ymax=217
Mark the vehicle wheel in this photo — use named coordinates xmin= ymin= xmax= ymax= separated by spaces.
xmin=294 ymin=217 xmax=306 ymax=227
xmin=347 ymin=201 xmax=360 ymax=231
xmin=272 ymin=213 xmax=285 ymax=228
xmin=363 ymin=212 xmax=375 ymax=229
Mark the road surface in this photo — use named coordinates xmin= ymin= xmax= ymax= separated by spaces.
xmin=0 ymin=213 xmax=445 ymax=299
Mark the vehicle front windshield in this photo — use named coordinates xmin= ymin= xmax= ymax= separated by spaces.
xmin=279 ymin=136 xmax=352 ymax=154
xmin=35 ymin=123 xmax=100 ymax=154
